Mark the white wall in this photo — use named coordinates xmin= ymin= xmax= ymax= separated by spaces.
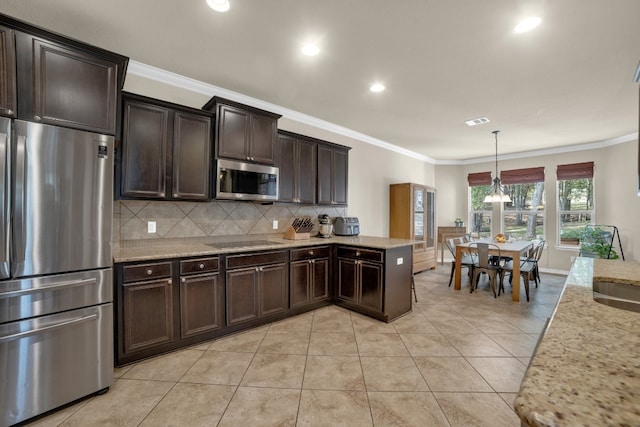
xmin=436 ymin=139 xmax=640 ymax=271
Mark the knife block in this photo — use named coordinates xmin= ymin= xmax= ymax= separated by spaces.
xmin=283 ymin=226 xmax=311 ymax=240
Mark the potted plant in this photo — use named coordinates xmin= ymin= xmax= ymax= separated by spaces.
xmin=579 ymin=226 xmax=619 ymax=259
xmin=455 ymin=218 xmax=464 ymax=227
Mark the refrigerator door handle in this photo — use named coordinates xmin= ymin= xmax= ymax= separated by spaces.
xmin=13 ymin=133 xmax=26 ymax=265
xmin=0 ymin=127 xmax=9 ymax=279
xmin=0 ymin=278 xmax=97 ymax=299
xmin=0 ymin=313 xmax=99 ymax=344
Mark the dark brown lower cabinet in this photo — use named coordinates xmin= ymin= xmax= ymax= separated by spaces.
xmin=336 ymin=245 xmax=413 ymax=322
xmin=116 ymin=256 xmax=222 ymax=365
xmin=290 ymin=246 xmax=330 ymax=309
xmin=226 ymin=251 xmax=288 ymax=326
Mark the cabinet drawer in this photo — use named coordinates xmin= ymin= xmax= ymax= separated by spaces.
xmin=226 ymin=250 xmax=288 ymax=270
xmin=180 ymin=257 xmax=219 ymax=275
xmin=290 ymin=246 xmax=330 ymax=262
xmin=122 ymin=262 xmax=172 ymax=283
xmin=337 ymin=247 xmax=383 ymax=263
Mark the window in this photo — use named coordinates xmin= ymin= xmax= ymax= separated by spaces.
xmin=468 ymin=172 xmax=492 ymax=238
xmin=501 ymin=167 xmax=545 ymax=240
xmin=557 ymin=162 xmax=594 ymax=247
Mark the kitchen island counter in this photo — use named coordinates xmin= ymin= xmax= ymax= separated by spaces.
xmin=113 ymin=234 xmax=417 ymax=263
xmin=514 ymin=257 xmax=640 ymax=426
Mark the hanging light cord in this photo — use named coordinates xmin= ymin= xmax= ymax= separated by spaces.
xmin=493 ymin=130 xmax=500 ymax=189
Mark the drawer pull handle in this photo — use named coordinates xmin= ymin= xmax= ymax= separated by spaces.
xmin=168 ymin=279 xmax=172 ymax=284
xmin=146 ymin=269 xmax=153 ymax=275
xmin=199 ymin=263 xmax=205 ymax=269
xmin=309 ymin=250 xmax=314 ymax=255
xmin=356 ymin=251 xmax=361 ymax=257
xmin=181 ymin=278 xmax=186 ymax=283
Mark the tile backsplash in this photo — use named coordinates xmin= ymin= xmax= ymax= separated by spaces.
xmin=114 ymin=200 xmax=347 ymax=241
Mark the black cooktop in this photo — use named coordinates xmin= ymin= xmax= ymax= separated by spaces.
xmin=205 ymin=240 xmax=283 ymax=249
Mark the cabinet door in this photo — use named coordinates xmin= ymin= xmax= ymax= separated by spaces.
xmin=226 ymin=267 xmax=258 ymax=326
xmin=249 ymin=113 xmax=276 ymax=164
xmin=290 ymin=260 xmax=311 ymax=308
xmin=121 ymin=100 xmax=170 ymax=198
xmin=297 ymin=140 xmax=317 ymax=204
xmin=337 ymin=258 xmax=358 ymax=303
xmin=179 ymin=273 xmax=222 ymax=338
xmin=426 ymin=189 xmax=436 ymax=249
xmin=258 ymin=263 xmax=287 ymax=316
xmin=24 ymin=36 xmax=118 ymax=134
xmin=217 ymin=104 xmax=249 ymax=161
xmin=311 ymin=258 xmax=329 ymax=301
xmin=316 ymin=144 xmax=333 ymax=205
xmin=0 ymin=25 xmax=16 ymax=118
xmin=122 ymin=279 xmax=174 ymax=354
xmin=333 ymin=148 xmax=349 ymax=205
xmin=359 ymin=261 xmax=383 ymax=312
xmin=172 ymin=111 xmax=211 ymax=200
xmin=277 ymin=134 xmax=296 ymax=202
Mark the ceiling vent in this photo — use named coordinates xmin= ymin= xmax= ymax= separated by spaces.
xmin=464 ymin=117 xmax=490 ymax=126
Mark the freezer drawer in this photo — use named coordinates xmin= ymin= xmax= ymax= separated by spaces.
xmin=0 ymin=268 xmax=112 ymax=324
xmin=0 ymin=303 xmax=113 ymax=426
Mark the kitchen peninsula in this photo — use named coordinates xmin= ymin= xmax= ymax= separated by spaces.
xmin=113 ymin=235 xmax=415 ymax=365
xmin=515 ymin=257 xmax=640 ymax=426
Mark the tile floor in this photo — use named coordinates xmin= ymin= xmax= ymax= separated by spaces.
xmin=24 ymin=265 xmax=566 ymax=427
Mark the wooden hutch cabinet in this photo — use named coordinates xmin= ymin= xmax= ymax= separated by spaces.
xmin=389 ymin=183 xmax=437 ymax=273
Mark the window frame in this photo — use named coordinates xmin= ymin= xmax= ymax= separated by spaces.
xmin=556 ymin=177 xmax=595 ymax=249
xmin=501 ymin=181 xmax=546 ymax=241
xmin=468 ymin=184 xmax=493 ymax=238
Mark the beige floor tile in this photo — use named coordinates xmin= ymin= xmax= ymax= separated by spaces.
xmin=268 ymin=312 xmax=314 ymax=331
xmin=487 ymin=333 xmax=538 ymax=357
xmin=139 ymin=383 xmax=235 ymax=426
xmin=218 ymin=386 xmax=300 ymax=427
xmin=430 ymin=317 xmax=482 ymax=334
xmin=360 ymin=356 xmax=429 ymax=391
xmin=443 ymin=333 xmax=512 ymax=357
xmin=122 ymin=349 xmax=203 ymax=381
xmin=351 ymin=313 xmax=398 ymax=334
xmin=208 ymin=328 xmax=267 ymax=352
xmin=241 ymin=353 xmax=306 ymax=388
xmin=23 ymin=399 xmax=90 ymax=427
xmin=499 ymin=392 xmax=518 ymax=408
xmin=400 ymin=333 xmax=460 ymax=357
xmin=59 ymin=378 xmax=173 ymax=426
xmin=311 ymin=308 xmax=354 ymax=333
xmin=413 ymin=357 xmax=492 ymax=392
xmin=113 ymin=365 xmax=133 ymax=379
xmin=466 ymin=357 xmax=527 ymax=392
xmin=303 ymin=355 xmax=365 ymax=390
xmin=257 ymin=330 xmax=310 ymax=354
xmin=391 ymin=313 xmax=439 ymax=334
xmin=356 ymin=333 xmax=410 ymax=356
xmin=472 ymin=317 xmax=526 ymax=334
xmin=297 ymin=390 xmax=373 ymax=427
xmin=368 ymin=391 xmax=450 ymax=427
xmin=308 ymin=332 xmax=358 ymax=356
xmin=434 ymin=392 xmax=520 ymax=427
xmin=180 ymin=350 xmax=254 ymax=385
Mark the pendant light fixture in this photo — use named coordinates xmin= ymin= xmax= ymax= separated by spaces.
xmin=484 ymin=130 xmax=512 ymax=203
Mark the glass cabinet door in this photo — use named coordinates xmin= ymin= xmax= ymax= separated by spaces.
xmin=426 ymin=189 xmax=435 ymax=248
xmin=413 ymin=187 xmax=425 ymax=246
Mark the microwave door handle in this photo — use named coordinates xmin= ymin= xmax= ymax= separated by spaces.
xmin=12 ymin=134 xmax=27 ymax=267
xmin=0 ymin=129 xmax=9 ymax=278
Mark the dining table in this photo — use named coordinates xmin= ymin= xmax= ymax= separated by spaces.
xmin=454 ymin=239 xmax=534 ymax=302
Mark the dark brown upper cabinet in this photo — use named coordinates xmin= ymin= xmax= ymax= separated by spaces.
xmin=0 ymin=25 xmax=17 ymax=118
xmin=120 ymin=93 xmax=212 ymax=201
xmin=203 ymin=97 xmax=281 ymax=165
xmin=1 ymin=13 xmax=128 ymax=135
xmin=277 ymin=130 xmax=317 ymax=204
xmin=317 ymin=143 xmax=350 ymax=205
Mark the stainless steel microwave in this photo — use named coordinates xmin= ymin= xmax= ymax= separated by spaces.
xmin=215 ymin=159 xmax=279 ymax=201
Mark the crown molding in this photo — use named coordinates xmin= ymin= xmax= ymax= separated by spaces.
xmin=127 ymin=60 xmax=637 ymax=166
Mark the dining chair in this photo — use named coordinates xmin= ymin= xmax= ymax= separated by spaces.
xmin=446 ymin=237 xmax=474 ymax=287
xmin=468 ymin=242 xmax=501 ymax=298
xmin=498 ymin=240 xmax=545 ymax=301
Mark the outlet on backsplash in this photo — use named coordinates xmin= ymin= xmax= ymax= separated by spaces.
xmin=147 ymin=221 xmax=156 ymax=233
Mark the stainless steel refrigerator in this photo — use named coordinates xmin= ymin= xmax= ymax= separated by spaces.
xmin=0 ymin=118 xmax=114 ymax=426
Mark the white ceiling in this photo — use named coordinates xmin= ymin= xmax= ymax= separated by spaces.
xmin=3 ymin=0 xmax=640 ymax=161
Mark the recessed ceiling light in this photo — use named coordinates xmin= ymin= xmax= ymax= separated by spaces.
xmin=465 ymin=117 xmax=490 ymax=126
xmin=370 ymin=83 xmax=385 ymax=93
xmin=514 ymin=16 xmax=541 ymax=33
xmin=207 ymin=0 xmax=230 ymax=12
xmin=301 ymin=44 xmax=320 ymax=56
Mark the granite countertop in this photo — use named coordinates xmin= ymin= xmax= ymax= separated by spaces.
xmin=113 ymin=234 xmax=418 ymax=263
xmin=514 ymin=257 xmax=640 ymax=427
